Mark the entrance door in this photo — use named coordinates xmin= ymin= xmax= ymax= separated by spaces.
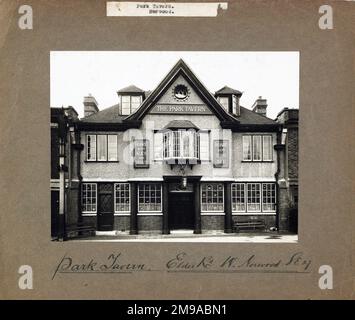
xmin=169 ymin=191 xmax=194 ymax=230
xmin=97 ymin=183 xmax=114 ymax=231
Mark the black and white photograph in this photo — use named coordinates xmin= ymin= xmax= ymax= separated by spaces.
xmin=50 ymin=51 xmax=299 ymax=242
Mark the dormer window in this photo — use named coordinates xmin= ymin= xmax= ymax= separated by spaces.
xmin=121 ymin=95 xmax=143 ymax=115
xmin=218 ymin=97 xmax=229 ymax=111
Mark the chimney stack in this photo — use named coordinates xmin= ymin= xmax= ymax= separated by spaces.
xmin=83 ymin=94 xmax=99 ymax=117
xmin=252 ymin=96 xmax=267 ymax=117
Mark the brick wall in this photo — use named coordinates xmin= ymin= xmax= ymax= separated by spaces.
xmin=138 ymin=215 xmax=162 ymax=232
xmin=287 ymin=127 xmax=298 ymax=180
xmin=232 ymin=215 xmax=276 ymax=231
xmin=201 ymin=215 xmax=224 ymax=230
xmin=114 ymin=216 xmax=130 ymax=232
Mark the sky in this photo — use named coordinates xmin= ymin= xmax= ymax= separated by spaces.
xmin=50 ymin=51 xmax=299 ymax=119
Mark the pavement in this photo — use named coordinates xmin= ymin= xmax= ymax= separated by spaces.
xmin=75 ymin=230 xmax=298 ymax=243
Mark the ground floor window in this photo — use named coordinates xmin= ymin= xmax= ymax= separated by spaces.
xmin=82 ymin=183 xmax=97 ymax=213
xmin=114 ymin=183 xmax=130 ymax=213
xmin=262 ymin=183 xmax=276 ymax=211
xmin=231 ymin=183 xmax=246 ymax=212
xmin=201 ymin=183 xmax=224 ymax=212
xmin=232 ymin=182 xmax=276 ymax=213
xmin=138 ymin=183 xmax=162 ymax=212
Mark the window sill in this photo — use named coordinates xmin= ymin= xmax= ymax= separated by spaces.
xmin=241 ymin=160 xmax=274 ymax=163
xmin=82 ymin=213 xmax=97 ymax=216
xmin=201 ymin=212 xmax=225 ymax=216
xmin=232 ymin=212 xmax=276 ymax=215
xmin=137 ymin=212 xmax=163 ymax=216
xmin=114 ymin=213 xmax=130 ymax=216
xmin=85 ymin=160 xmax=120 ymax=163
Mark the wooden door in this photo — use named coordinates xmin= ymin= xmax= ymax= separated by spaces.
xmin=97 ymin=183 xmax=114 ymax=231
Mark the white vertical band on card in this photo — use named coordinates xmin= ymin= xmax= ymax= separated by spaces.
xmin=106 ymin=2 xmax=228 ymax=17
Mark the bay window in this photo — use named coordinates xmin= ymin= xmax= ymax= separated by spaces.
xmin=160 ymin=130 xmax=201 ymax=160
xmin=201 ymin=183 xmax=224 ymax=212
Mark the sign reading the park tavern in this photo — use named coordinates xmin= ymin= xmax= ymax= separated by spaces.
xmin=150 ymin=104 xmax=213 ymax=114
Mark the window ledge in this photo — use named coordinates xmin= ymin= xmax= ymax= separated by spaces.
xmin=241 ymin=160 xmax=274 ymax=163
xmin=84 ymin=160 xmax=120 ymax=163
xmin=232 ymin=212 xmax=276 ymax=215
xmin=137 ymin=212 xmax=163 ymax=216
xmin=201 ymin=212 xmax=225 ymax=216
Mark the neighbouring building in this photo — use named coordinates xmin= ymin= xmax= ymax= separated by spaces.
xmin=51 ymin=59 xmax=299 ymax=238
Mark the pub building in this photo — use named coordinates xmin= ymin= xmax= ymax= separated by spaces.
xmin=52 ymin=59 xmax=298 ymax=239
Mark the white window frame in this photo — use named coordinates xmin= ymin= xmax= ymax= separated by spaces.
xmin=218 ymin=97 xmax=229 ymax=111
xmin=232 ymin=95 xmax=238 ymax=114
xmin=262 ymin=135 xmax=273 ymax=161
xmin=114 ymin=183 xmax=131 ymax=215
xmin=121 ymin=95 xmax=131 ymax=115
xmin=108 ymin=134 xmax=118 ymax=161
xmin=162 ymin=130 xmax=199 ymax=160
xmin=131 ymin=95 xmax=142 ymax=113
xmin=82 ymin=183 xmax=97 ymax=214
xmin=137 ymin=183 xmax=163 ymax=213
xmin=231 ymin=183 xmax=246 ymax=213
xmin=200 ymin=183 xmax=225 ymax=213
xmin=252 ymin=135 xmax=262 ymax=161
xmin=86 ymin=135 xmax=97 ymax=161
xmin=262 ymin=183 xmax=276 ymax=212
xmin=242 ymin=134 xmax=273 ymax=162
xmin=247 ymin=183 xmax=261 ymax=212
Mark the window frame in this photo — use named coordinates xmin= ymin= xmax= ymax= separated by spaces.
xmin=231 ymin=183 xmax=246 ymax=213
xmin=200 ymin=183 xmax=225 ymax=213
xmin=85 ymin=134 xmax=119 ymax=162
xmin=137 ymin=183 xmax=163 ymax=213
xmin=162 ymin=130 xmax=200 ymax=160
xmin=242 ymin=134 xmax=273 ymax=162
xmin=231 ymin=182 xmax=276 ymax=214
xmin=114 ymin=182 xmax=131 ymax=215
xmin=86 ymin=134 xmax=97 ymax=162
xmin=121 ymin=95 xmax=142 ymax=115
xmin=218 ymin=96 xmax=229 ymax=111
xmin=262 ymin=183 xmax=276 ymax=212
xmin=81 ymin=183 xmax=97 ymax=214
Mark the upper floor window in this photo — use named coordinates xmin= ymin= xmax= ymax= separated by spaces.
xmin=218 ymin=97 xmax=229 ymax=111
xmin=242 ymin=134 xmax=273 ymax=162
xmin=86 ymin=134 xmax=118 ymax=162
xmin=154 ymin=130 xmax=210 ymax=162
xmin=121 ymin=95 xmax=142 ymax=115
xmin=232 ymin=95 xmax=238 ymax=114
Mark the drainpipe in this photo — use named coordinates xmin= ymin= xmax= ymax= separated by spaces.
xmin=274 ymin=125 xmax=283 ymax=232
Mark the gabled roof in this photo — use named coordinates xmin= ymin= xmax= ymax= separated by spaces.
xmin=215 ymin=86 xmax=242 ymax=96
xmin=117 ymin=85 xmax=145 ymax=94
xmin=125 ymin=59 xmax=238 ymax=124
xmin=164 ymin=120 xmax=199 ymax=130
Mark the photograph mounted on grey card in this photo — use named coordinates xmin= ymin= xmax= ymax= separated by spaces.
xmin=50 ymin=51 xmax=299 ymax=243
